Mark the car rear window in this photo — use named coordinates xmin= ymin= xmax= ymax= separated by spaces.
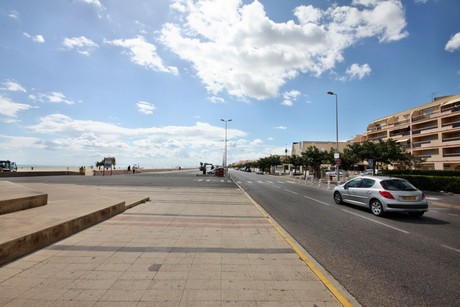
xmin=380 ymin=179 xmax=417 ymax=191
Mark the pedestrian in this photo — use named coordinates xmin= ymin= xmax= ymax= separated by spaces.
xmin=127 ymin=165 xmax=131 ymax=173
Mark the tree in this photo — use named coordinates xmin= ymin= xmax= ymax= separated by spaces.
xmin=286 ymin=155 xmax=302 ymax=174
xmin=257 ymin=155 xmax=282 ymax=174
xmin=347 ymin=139 xmax=409 ymax=174
xmin=301 ymin=146 xmax=329 ymax=179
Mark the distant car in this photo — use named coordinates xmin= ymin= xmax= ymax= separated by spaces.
xmin=333 ymin=176 xmax=428 ymax=217
xmin=360 ymin=169 xmax=379 ymax=176
xmin=326 ymin=169 xmax=347 ymax=176
xmin=255 ymin=170 xmax=263 ymax=175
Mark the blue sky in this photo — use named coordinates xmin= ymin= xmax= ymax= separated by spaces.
xmin=1 ymin=0 xmax=459 ymax=168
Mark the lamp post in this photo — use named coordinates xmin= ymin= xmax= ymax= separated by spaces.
xmin=221 ymin=119 xmax=232 ymax=169
xmin=327 ymin=91 xmax=339 ymax=183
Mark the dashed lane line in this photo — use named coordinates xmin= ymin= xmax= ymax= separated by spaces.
xmin=342 ymin=209 xmax=410 ymax=234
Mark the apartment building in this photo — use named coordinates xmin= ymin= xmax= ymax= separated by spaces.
xmin=352 ymin=94 xmax=460 ymax=170
xmin=291 ymin=141 xmax=348 ymax=156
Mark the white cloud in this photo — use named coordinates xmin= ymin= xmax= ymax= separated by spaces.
xmin=23 ymin=33 xmax=45 ymax=43
xmin=1 ymin=81 xmax=26 ymax=92
xmin=161 ymin=0 xmax=407 ymax=100
xmin=23 ymin=113 xmax=254 ymax=166
xmin=414 ymin=0 xmax=429 ymax=4
xmin=62 ymin=36 xmax=98 ymax=55
xmin=281 ymin=90 xmax=301 ymax=106
xmin=9 ymin=10 xmax=19 ymax=19
xmin=29 ymin=92 xmax=75 ymax=105
xmin=80 ymin=0 xmax=104 ymax=10
xmin=445 ymin=33 xmax=460 ymax=52
xmin=346 ymin=63 xmax=372 ymax=80
xmin=274 ymin=126 xmax=287 ymax=130
xmin=208 ymin=96 xmax=225 ymax=104
xmin=0 ymin=96 xmax=32 ymax=117
xmin=106 ymin=36 xmax=178 ymax=75
xmin=137 ymin=101 xmax=156 ymax=115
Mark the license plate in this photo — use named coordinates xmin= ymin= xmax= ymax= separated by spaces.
xmin=402 ymin=196 xmax=416 ymax=200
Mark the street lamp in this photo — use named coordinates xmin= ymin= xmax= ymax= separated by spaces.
xmin=327 ymin=91 xmax=339 ymax=183
xmin=221 ymin=119 xmax=232 ymax=169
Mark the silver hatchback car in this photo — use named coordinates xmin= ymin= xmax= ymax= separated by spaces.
xmin=333 ymin=176 xmax=428 ymax=217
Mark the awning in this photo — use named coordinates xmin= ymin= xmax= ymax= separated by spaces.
xmin=396 ymin=139 xmax=409 ymax=143
xmin=441 ymin=98 xmax=460 ymax=107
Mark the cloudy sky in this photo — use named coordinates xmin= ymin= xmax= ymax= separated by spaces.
xmin=1 ymin=0 xmax=459 ymax=168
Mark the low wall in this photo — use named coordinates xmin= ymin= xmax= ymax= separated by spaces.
xmin=0 ymin=171 xmax=83 ymax=177
xmin=92 ymin=168 xmax=192 ymax=176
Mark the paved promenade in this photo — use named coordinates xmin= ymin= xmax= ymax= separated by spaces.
xmin=0 ymin=180 xmax=355 ymax=306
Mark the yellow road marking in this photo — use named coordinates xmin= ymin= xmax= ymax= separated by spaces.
xmin=431 ymin=201 xmax=460 ymax=209
xmin=233 ymin=179 xmax=353 ymax=307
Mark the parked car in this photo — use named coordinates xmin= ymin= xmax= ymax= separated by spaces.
xmin=326 ymin=169 xmax=348 ymax=176
xmin=255 ymin=170 xmax=264 ymax=175
xmin=0 ymin=160 xmax=17 ymax=172
xmin=333 ymin=176 xmax=428 ymax=217
xmin=360 ymin=169 xmax=379 ymax=176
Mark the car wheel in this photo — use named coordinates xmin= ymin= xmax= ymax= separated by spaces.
xmin=333 ymin=192 xmax=343 ymax=204
xmin=409 ymin=211 xmax=424 ymax=217
xmin=370 ymin=199 xmax=384 ymax=216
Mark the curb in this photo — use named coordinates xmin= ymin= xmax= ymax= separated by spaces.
xmin=230 ymin=175 xmax=360 ymax=307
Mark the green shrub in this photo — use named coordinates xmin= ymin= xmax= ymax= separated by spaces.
xmin=392 ymin=175 xmax=460 ymax=194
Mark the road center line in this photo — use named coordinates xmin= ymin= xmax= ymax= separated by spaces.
xmin=304 ymin=195 xmax=331 ymax=207
xmin=283 ymin=189 xmax=298 ymax=195
xmin=342 ymin=209 xmax=410 ymax=234
xmin=271 ymin=184 xmax=282 ymax=189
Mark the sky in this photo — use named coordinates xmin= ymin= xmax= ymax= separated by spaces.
xmin=1 ymin=0 xmax=459 ymax=168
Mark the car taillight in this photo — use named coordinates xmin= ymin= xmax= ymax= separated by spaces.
xmin=379 ymin=191 xmax=395 ymax=199
xmin=421 ymin=192 xmax=425 ymax=200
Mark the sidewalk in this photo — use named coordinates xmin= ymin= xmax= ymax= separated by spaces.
xmin=0 ymin=182 xmax=355 ymax=306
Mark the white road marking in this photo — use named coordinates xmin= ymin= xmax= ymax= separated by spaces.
xmin=304 ymin=195 xmax=331 ymax=206
xmin=442 ymin=245 xmax=460 ymax=253
xmin=448 ymin=213 xmax=459 ymax=217
xmin=283 ymin=189 xmax=298 ymax=195
xmin=342 ymin=209 xmax=410 ymax=234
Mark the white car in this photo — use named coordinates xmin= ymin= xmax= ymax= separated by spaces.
xmin=333 ymin=176 xmax=428 ymax=217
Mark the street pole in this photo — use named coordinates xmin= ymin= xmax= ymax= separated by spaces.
xmin=221 ymin=119 xmax=232 ymax=169
xmin=327 ymin=91 xmax=339 ymax=184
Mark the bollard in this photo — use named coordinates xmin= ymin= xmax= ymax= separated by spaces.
xmin=318 ymin=179 xmax=321 ymax=187
xmin=327 ymin=180 xmax=330 ymax=190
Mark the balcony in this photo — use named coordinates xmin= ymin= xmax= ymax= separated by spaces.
xmin=442 ymin=131 xmax=460 ymax=142
xmin=412 ymin=120 xmax=439 ymax=135
xmin=443 ymin=147 xmax=460 ymax=157
xmin=441 ymin=115 xmax=460 ymax=128
xmin=413 ymin=148 xmax=439 ymax=159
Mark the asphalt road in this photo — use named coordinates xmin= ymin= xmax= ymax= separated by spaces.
xmin=230 ymin=170 xmax=460 ymax=307
xmin=3 ymin=169 xmax=460 ymax=306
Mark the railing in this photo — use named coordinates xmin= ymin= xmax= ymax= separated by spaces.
xmin=443 ymin=152 xmax=460 ymax=157
xmin=412 ymin=123 xmax=439 ymax=134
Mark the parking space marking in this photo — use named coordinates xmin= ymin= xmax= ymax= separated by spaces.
xmin=342 ymin=209 xmax=410 ymax=234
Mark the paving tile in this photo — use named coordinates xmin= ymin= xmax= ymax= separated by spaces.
xmin=0 ymin=185 xmax=346 ymax=306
